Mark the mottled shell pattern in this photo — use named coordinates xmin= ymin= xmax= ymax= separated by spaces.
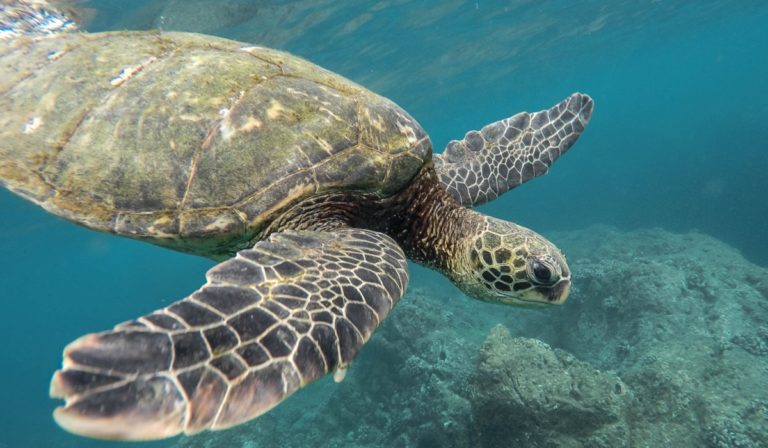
xmin=0 ymin=31 xmax=431 ymax=257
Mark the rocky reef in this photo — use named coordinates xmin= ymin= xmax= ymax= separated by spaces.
xmin=471 ymin=327 xmax=631 ymax=447
xmin=175 ymin=227 xmax=768 ymax=448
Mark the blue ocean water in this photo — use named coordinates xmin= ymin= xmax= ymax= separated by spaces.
xmin=1 ymin=1 xmax=767 ymax=447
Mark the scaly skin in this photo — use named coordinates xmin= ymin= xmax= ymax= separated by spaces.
xmin=382 ymin=166 xmax=572 ymax=306
xmin=266 ymin=164 xmax=572 ymax=306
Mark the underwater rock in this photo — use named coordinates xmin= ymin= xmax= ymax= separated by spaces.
xmin=509 ymin=226 xmax=768 ymax=447
xmin=312 ymin=289 xmax=479 ymax=448
xmin=470 ymin=325 xmax=631 ymax=447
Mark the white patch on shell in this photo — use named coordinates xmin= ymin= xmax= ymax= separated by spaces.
xmin=218 ymin=91 xmax=245 ymax=141
xmin=0 ymin=5 xmax=76 ymax=40
xmin=364 ymin=108 xmax=386 ymax=132
xmin=266 ymin=100 xmax=286 ymax=120
xmin=239 ymin=46 xmax=265 ymax=52
xmin=316 ymin=85 xmax=343 ymax=99
xmin=47 ymin=49 xmax=68 ymax=61
xmin=0 ymin=29 xmax=19 ymax=40
xmin=38 ymin=16 xmax=69 ymax=33
xmin=110 ymin=56 xmax=157 ymax=87
xmin=187 ymin=55 xmax=206 ymax=68
xmin=22 ymin=116 xmax=42 ymax=134
xmin=239 ymin=116 xmax=262 ymax=132
xmin=218 ymin=108 xmax=234 ymax=140
xmin=203 ymin=215 xmax=234 ymax=233
xmin=146 ymin=216 xmax=176 ymax=238
xmin=314 ymin=136 xmax=334 ymax=153
xmin=285 ymin=87 xmax=334 ymax=106
xmin=319 ymin=106 xmax=343 ymax=123
xmin=396 ymin=120 xmax=418 ymax=144
xmin=286 ymin=87 xmax=310 ymax=97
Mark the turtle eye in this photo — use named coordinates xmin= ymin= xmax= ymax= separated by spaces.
xmin=530 ymin=260 xmax=554 ymax=285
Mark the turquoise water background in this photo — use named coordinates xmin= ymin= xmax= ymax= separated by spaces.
xmin=1 ymin=1 xmax=767 ymax=447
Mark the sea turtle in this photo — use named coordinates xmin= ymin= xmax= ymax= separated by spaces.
xmin=0 ymin=2 xmax=593 ymax=441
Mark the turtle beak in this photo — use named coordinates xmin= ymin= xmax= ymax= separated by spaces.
xmin=547 ymin=279 xmax=571 ymax=304
xmin=511 ymin=278 xmax=571 ymax=306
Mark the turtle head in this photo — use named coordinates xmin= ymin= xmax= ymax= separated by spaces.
xmin=455 ymin=217 xmax=571 ymax=306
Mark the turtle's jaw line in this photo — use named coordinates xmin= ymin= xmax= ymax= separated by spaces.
xmin=498 ymin=294 xmax=552 ymax=308
xmin=541 ymin=278 xmax=571 ymax=304
xmin=497 ymin=296 xmax=551 ymax=307
xmin=496 ymin=278 xmax=571 ymax=306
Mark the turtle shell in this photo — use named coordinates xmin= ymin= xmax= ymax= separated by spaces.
xmin=0 ymin=31 xmax=431 ymax=257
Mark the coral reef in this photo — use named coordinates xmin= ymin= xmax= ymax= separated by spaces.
xmin=470 ymin=326 xmax=631 ymax=447
xmin=504 ymin=227 xmax=768 ymax=447
xmin=175 ymin=227 xmax=768 ymax=448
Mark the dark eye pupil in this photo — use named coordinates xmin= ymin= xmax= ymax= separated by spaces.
xmin=532 ymin=262 xmax=552 ymax=283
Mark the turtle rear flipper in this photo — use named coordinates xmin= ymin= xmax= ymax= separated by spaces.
xmin=50 ymin=228 xmax=408 ymax=440
xmin=434 ymin=93 xmax=593 ymax=206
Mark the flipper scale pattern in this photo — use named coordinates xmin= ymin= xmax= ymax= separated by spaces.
xmin=50 ymin=228 xmax=408 ymax=440
xmin=434 ymin=93 xmax=593 ymax=206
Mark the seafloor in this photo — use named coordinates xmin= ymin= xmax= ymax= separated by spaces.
xmin=173 ymin=227 xmax=768 ymax=448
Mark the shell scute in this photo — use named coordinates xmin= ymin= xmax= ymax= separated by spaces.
xmin=0 ymin=32 xmax=431 ymax=257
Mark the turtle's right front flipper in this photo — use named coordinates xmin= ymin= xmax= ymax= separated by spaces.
xmin=50 ymin=228 xmax=408 ymax=440
xmin=434 ymin=93 xmax=593 ymax=207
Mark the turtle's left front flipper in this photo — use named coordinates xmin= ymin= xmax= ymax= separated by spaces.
xmin=434 ymin=93 xmax=593 ymax=207
xmin=50 ymin=229 xmax=408 ymax=440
